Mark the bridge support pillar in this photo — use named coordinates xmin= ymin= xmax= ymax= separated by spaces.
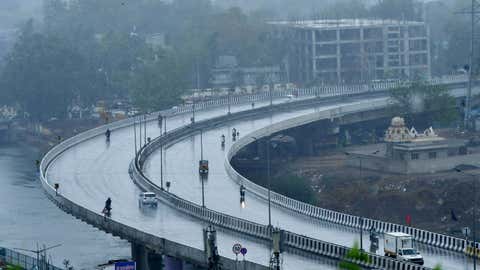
xmin=131 ymin=243 xmax=151 ymax=270
xmin=148 ymin=252 xmax=164 ymax=270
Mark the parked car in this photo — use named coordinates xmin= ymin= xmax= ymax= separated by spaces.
xmin=138 ymin=192 xmax=158 ymax=207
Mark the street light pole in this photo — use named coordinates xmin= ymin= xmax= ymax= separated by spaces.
xmin=456 ymin=166 xmax=478 ymax=270
xmin=360 ymin=216 xmax=364 ymax=251
xmin=266 ymin=135 xmax=272 ymax=228
xmin=143 ymin=114 xmax=147 ymax=146
xmin=344 ymin=150 xmax=378 ymax=250
xmin=133 ymin=117 xmax=137 ymax=157
xmin=359 ymin=157 xmax=363 ymax=179
xmin=200 ymin=130 xmax=205 ymax=208
xmin=193 ymin=60 xmax=200 ymax=123
xmin=139 ymin=116 xmax=142 ymax=149
xmin=465 ymin=0 xmax=476 ymax=130
xmin=269 ymin=76 xmax=273 ymax=108
xmin=251 ymin=135 xmax=273 ymax=228
xmin=164 ymin=116 xmax=167 ymax=135
xmin=474 ymin=173 xmax=477 ymax=270
xmin=160 ymin=123 xmax=164 ymax=190
xmin=228 ymin=89 xmax=232 ymax=115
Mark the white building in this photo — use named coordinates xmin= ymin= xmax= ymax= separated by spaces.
xmin=271 ymin=19 xmax=431 ymax=84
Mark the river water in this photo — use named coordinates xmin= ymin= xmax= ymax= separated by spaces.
xmin=0 ymin=144 xmax=130 ymax=269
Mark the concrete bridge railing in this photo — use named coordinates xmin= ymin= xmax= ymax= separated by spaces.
xmin=133 ymin=96 xmax=432 ymax=270
xmin=225 ymin=97 xmax=475 ymax=256
xmin=39 ymin=74 xmax=467 ymax=269
xmin=38 ymin=98 xmax=282 ymax=270
xmin=179 ymin=74 xmax=467 ymax=114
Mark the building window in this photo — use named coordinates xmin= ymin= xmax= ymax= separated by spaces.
xmin=428 ymin=152 xmax=437 ymax=159
xmin=411 ymin=153 xmax=419 ymax=160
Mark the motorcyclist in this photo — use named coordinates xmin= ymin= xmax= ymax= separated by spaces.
xmin=240 ymin=185 xmax=246 ymax=197
xmin=105 ymin=129 xmax=111 ymax=141
xmin=221 ymin=134 xmax=225 ymax=146
xmin=104 ymin=197 xmax=112 ymax=216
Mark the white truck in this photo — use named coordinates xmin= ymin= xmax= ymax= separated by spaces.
xmin=384 ymin=232 xmax=424 ymax=265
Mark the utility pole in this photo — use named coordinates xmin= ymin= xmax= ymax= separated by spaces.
xmin=201 ymin=130 xmax=205 ymax=207
xmin=139 ymin=116 xmax=142 ymax=149
xmin=455 ymin=166 xmax=478 ymax=270
xmin=163 ymin=116 xmax=167 ymax=135
xmin=192 ymin=60 xmax=200 ymax=124
xmin=133 ymin=117 xmax=137 ymax=157
xmin=160 ymin=123 xmax=164 ymax=190
xmin=228 ymin=89 xmax=232 ymax=115
xmin=143 ymin=114 xmax=147 ymax=146
xmin=474 ymin=172 xmax=477 ymax=270
xmin=266 ymin=135 xmax=272 ymax=228
xmin=462 ymin=0 xmax=480 ymax=129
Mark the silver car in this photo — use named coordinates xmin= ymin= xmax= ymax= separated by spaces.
xmin=138 ymin=192 xmax=158 ymax=207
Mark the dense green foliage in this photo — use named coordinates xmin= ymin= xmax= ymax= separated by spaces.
xmin=270 ymin=173 xmax=316 ymax=204
xmin=0 ymin=0 xmax=288 ymax=119
xmin=389 ymin=82 xmax=459 ymax=126
xmin=0 ymin=0 xmax=476 ymax=120
xmin=339 ymin=242 xmax=370 ymax=270
xmin=370 ymin=0 xmax=419 ymax=20
xmin=6 ymin=264 xmax=23 ymax=270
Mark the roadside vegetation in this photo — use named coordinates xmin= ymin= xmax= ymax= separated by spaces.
xmin=389 ymin=82 xmax=459 ymax=126
xmin=339 ymin=242 xmax=370 ymax=270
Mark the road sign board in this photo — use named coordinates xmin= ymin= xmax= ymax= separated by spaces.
xmin=232 ymin=243 xmax=242 ymax=255
xmin=115 ymin=261 xmax=136 ymax=270
xmin=240 ymin=247 xmax=247 ymax=256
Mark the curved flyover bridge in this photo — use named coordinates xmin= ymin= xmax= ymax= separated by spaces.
xmin=42 ymin=76 xmax=479 ymax=270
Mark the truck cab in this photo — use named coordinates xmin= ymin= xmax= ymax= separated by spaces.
xmin=384 ymin=232 xmax=424 ymax=265
xmin=396 ymin=247 xmax=424 ymax=265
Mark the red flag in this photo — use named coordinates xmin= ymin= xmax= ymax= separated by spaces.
xmin=406 ymin=215 xmax=412 ymax=226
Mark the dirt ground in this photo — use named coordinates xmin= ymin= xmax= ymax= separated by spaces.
xmin=276 ymin=149 xmax=479 ymax=238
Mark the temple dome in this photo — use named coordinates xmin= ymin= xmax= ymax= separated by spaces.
xmin=391 ymin=116 xmax=405 ymax=127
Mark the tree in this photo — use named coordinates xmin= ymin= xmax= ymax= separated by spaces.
xmin=1 ymin=20 xmax=88 ymax=120
xmin=129 ymin=53 xmax=188 ymax=112
xmin=389 ymin=81 xmax=459 ymax=126
xmin=370 ymin=0 xmax=420 ymax=21
xmin=270 ymin=174 xmax=316 ymax=204
xmin=339 ymin=242 xmax=370 ymax=270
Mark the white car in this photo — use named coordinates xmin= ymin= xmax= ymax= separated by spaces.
xmin=138 ymin=192 xmax=158 ymax=207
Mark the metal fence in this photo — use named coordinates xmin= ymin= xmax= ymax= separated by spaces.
xmin=0 ymin=247 xmax=62 ymax=270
